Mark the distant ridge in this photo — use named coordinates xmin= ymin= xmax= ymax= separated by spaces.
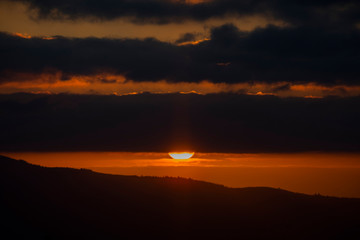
xmin=1 ymin=155 xmax=360 ymax=240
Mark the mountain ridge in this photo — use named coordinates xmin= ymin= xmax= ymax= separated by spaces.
xmin=1 ymin=155 xmax=360 ymax=239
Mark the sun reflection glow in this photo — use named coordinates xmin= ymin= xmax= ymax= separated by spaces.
xmin=169 ymin=152 xmax=195 ymax=160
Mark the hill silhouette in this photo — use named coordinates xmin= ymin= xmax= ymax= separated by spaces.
xmin=1 ymin=155 xmax=360 ymax=239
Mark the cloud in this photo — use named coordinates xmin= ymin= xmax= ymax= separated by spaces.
xmin=175 ymin=32 xmax=199 ymax=44
xmin=0 ymin=92 xmax=359 ymax=153
xmin=7 ymin=0 xmax=360 ymax=29
xmin=1 ymin=23 xmax=359 ymax=86
xmin=2 ymin=73 xmax=360 ymax=97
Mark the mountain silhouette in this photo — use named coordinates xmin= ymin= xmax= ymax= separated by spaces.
xmin=1 ymin=155 xmax=360 ymax=239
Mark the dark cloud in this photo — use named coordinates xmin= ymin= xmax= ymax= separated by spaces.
xmin=1 ymin=23 xmax=359 ymax=85
xmin=272 ymin=83 xmax=291 ymax=92
xmin=100 ymin=78 xmax=117 ymax=84
xmin=8 ymin=0 xmax=360 ymax=29
xmin=175 ymin=32 xmax=198 ymax=44
xmin=0 ymin=93 xmax=359 ymax=153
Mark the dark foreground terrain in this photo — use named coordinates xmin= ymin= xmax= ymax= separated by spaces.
xmin=1 ymin=155 xmax=360 ymax=239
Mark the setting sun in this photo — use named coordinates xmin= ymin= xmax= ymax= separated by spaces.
xmin=169 ymin=152 xmax=195 ymax=160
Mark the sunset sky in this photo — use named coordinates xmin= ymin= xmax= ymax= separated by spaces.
xmin=1 ymin=0 xmax=360 ymax=197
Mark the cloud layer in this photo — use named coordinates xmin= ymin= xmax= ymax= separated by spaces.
xmin=1 ymin=93 xmax=359 ymax=153
xmin=1 ymin=23 xmax=359 ymax=86
xmin=8 ymin=0 xmax=360 ymax=28
xmin=1 ymin=1 xmax=359 ymax=154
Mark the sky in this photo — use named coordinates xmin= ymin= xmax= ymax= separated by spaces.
xmin=3 ymin=151 xmax=360 ymax=198
xmin=0 ymin=0 xmax=360 ymax=196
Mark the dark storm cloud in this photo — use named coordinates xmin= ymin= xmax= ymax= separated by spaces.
xmin=7 ymin=0 xmax=360 ymax=28
xmin=1 ymin=23 xmax=359 ymax=85
xmin=0 ymin=93 xmax=359 ymax=153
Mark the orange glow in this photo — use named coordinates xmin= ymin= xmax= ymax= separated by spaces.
xmin=247 ymin=91 xmax=275 ymax=96
xmin=13 ymin=32 xmax=56 ymax=40
xmin=304 ymin=95 xmax=323 ymax=99
xmin=1 ymin=71 xmax=360 ymax=97
xmin=177 ymin=38 xmax=210 ymax=46
xmin=13 ymin=32 xmax=31 ymax=39
xmin=42 ymin=36 xmax=56 ymax=40
xmin=169 ymin=152 xmax=195 ymax=160
xmin=3 ymin=152 xmax=360 ymax=168
xmin=2 ymin=152 xmax=360 ymax=198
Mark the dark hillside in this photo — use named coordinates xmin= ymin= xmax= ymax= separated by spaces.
xmin=1 ymin=155 xmax=359 ymax=239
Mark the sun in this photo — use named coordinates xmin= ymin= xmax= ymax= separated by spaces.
xmin=169 ymin=152 xmax=195 ymax=160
